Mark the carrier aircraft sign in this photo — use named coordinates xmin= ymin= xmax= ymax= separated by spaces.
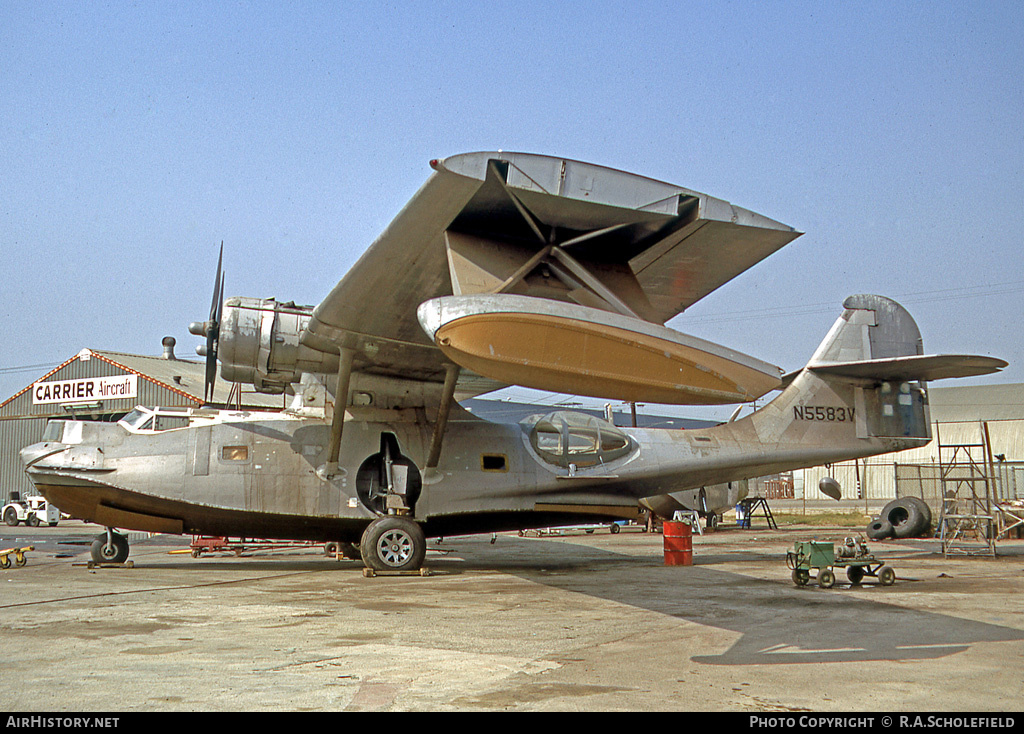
xmin=33 ymin=375 xmax=138 ymax=405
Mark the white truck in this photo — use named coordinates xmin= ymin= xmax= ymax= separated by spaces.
xmin=3 ymin=495 xmax=61 ymax=527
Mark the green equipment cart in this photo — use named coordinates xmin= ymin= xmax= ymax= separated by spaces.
xmin=786 ymin=538 xmax=896 ymax=588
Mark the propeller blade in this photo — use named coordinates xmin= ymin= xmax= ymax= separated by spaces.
xmin=210 ymin=243 xmax=223 ymax=320
xmin=200 ymin=243 xmax=225 ymax=404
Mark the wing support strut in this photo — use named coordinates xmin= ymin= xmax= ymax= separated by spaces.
xmin=549 ymin=246 xmax=641 ymax=319
xmin=483 ymin=159 xmax=645 ymax=321
xmin=324 ymin=347 xmax=356 ymax=477
xmin=426 ymin=363 xmax=460 ymax=471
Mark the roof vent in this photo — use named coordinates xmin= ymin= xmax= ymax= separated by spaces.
xmin=162 ymin=336 xmax=177 ymax=360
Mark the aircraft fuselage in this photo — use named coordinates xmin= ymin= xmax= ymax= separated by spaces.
xmin=20 ymin=367 xmax=930 ymax=543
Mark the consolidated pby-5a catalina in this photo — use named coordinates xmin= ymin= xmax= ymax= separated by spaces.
xmin=21 ymin=152 xmax=1005 ymax=571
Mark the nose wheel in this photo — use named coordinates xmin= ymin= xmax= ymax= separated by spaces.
xmin=360 ymin=516 xmax=426 ymax=572
xmin=90 ymin=530 xmax=130 ymax=564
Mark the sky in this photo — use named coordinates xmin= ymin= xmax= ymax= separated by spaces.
xmin=2 ymin=1 xmax=1022 ymax=420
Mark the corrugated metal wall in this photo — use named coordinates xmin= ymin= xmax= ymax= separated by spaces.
xmin=0 ymin=417 xmax=46 ymax=501
xmin=800 ymin=418 xmax=1024 ymax=503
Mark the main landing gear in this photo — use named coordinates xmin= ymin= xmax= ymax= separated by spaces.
xmin=359 ymin=516 xmax=426 ymax=573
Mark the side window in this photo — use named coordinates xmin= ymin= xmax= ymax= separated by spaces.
xmin=221 ymin=445 xmax=249 ymax=462
xmin=481 ymin=454 xmax=508 ymax=472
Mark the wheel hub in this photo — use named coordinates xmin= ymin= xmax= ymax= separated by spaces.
xmin=378 ymin=530 xmax=413 ymax=566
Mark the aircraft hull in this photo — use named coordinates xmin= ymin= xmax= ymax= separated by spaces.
xmin=20 ymin=368 xmax=930 ymax=544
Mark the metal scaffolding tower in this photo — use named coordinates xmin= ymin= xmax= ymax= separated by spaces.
xmin=937 ymin=422 xmax=997 ymax=557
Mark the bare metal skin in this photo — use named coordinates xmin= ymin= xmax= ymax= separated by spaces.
xmin=19 ymin=152 xmax=1004 ymax=570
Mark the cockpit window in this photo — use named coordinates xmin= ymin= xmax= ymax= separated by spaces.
xmin=153 ymin=414 xmax=189 ymax=431
xmin=119 ymin=408 xmax=152 ymax=431
xmin=526 ymin=411 xmax=631 ymax=468
xmin=119 ymin=407 xmax=189 ymax=433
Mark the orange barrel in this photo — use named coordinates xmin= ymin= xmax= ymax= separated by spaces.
xmin=663 ymin=521 xmax=693 ymax=566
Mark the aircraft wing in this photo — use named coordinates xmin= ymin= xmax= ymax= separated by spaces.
xmin=302 ymin=152 xmax=801 ymax=394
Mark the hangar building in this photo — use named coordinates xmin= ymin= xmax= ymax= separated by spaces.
xmin=0 ymin=338 xmax=285 ymax=504
xmin=801 ymin=382 xmax=1024 ymax=504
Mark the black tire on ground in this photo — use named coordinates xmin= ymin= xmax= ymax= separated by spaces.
xmin=866 ymin=518 xmax=893 ymax=540
xmin=90 ymin=533 xmax=130 ymax=564
xmin=792 ymin=569 xmax=810 ymax=586
xmin=360 ymin=516 xmax=426 ymax=572
xmin=847 ymin=565 xmax=865 ymax=585
xmin=4 ymin=507 xmax=19 ymax=526
xmin=903 ymin=496 xmax=933 ymax=531
xmin=881 ymin=498 xmax=928 ymax=539
xmin=27 ymin=514 xmax=40 ymax=527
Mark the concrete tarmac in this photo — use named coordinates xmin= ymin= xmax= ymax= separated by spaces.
xmin=0 ymin=520 xmax=1022 ymax=712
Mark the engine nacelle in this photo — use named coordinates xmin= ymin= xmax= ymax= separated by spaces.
xmin=217 ymin=297 xmax=337 ymax=394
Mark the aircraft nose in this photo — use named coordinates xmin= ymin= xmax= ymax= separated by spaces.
xmin=20 ymin=442 xmax=67 ymax=471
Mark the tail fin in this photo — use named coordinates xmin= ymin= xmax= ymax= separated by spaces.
xmin=767 ymin=295 xmax=1005 ymax=445
xmin=804 ymin=294 xmax=1004 ymax=381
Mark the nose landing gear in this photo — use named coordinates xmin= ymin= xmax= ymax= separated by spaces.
xmin=90 ymin=529 xmax=130 ymax=565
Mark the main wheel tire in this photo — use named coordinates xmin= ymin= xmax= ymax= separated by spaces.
xmin=360 ymin=517 xmax=426 ymax=572
xmin=847 ymin=565 xmax=865 ymax=585
xmin=4 ymin=507 xmax=19 ymax=527
xmin=818 ymin=568 xmax=836 ymax=588
xmin=90 ymin=533 xmax=130 ymax=564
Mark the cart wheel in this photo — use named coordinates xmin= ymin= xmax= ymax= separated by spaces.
xmin=15 ymin=553 xmax=27 ymax=567
xmin=847 ymin=565 xmax=865 ymax=585
xmin=818 ymin=568 xmax=835 ymax=588
xmin=0 ymin=555 xmax=10 ymax=569
xmin=792 ymin=569 xmax=810 ymax=586
xmin=879 ymin=566 xmax=896 ymax=586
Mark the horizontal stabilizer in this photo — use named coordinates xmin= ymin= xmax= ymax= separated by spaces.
xmin=806 ymin=354 xmax=1007 ymax=382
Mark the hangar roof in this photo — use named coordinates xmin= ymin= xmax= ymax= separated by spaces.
xmin=0 ymin=344 xmax=286 ymax=418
